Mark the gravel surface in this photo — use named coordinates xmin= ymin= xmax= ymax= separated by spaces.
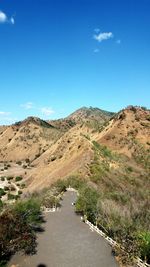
xmin=9 ymin=191 xmax=119 ymax=267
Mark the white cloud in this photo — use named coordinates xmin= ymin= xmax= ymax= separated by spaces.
xmin=0 ymin=111 xmax=11 ymax=116
xmin=0 ymin=10 xmax=15 ymax=24
xmin=10 ymin=17 xmax=15 ymax=25
xmin=0 ymin=111 xmax=17 ymax=125
xmin=94 ymin=28 xmax=100 ymax=33
xmin=93 ymin=32 xmax=113 ymax=42
xmin=0 ymin=11 xmax=7 ymax=23
xmin=20 ymin=102 xmax=34 ymax=110
xmin=93 ymin=48 xmax=99 ymax=53
xmin=116 ymin=39 xmax=121 ymax=44
xmin=40 ymin=107 xmax=55 ymax=116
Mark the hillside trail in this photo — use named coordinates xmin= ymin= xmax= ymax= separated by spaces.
xmin=9 ymin=191 xmax=118 ymax=267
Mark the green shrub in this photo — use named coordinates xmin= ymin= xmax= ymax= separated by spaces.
xmin=75 ymin=186 xmax=99 ymax=223
xmin=15 ymin=176 xmax=23 ymax=182
xmin=0 ymin=189 xmax=5 ymax=198
xmin=13 ymin=198 xmax=42 ymax=226
xmin=66 ymin=176 xmax=86 ymax=190
xmin=53 ymin=179 xmax=67 ymax=193
xmin=0 ymin=199 xmax=3 ymax=210
xmin=4 ymin=186 xmax=9 ymax=191
xmin=7 ymin=193 xmax=16 ymax=200
xmin=126 ymin=166 xmax=133 ymax=172
xmin=16 ymin=161 xmax=22 ymax=165
xmin=21 ymin=183 xmax=26 ymax=189
xmin=0 ymin=197 xmax=42 ymax=264
xmin=137 ymin=231 xmax=150 ymax=262
xmin=6 ymin=176 xmax=13 ymax=181
xmin=4 ymin=167 xmax=8 ymax=170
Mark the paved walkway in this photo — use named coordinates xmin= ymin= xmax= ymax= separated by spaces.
xmin=9 ymin=191 xmax=119 ymax=267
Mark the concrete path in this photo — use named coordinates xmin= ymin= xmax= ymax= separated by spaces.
xmin=9 ymin=191 xmax=119 ymax=267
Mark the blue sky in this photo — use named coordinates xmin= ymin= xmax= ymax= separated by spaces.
xmin=0 ymin=0 xmax=150 ymax=124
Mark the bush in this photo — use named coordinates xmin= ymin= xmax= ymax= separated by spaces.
xmin=66 ymin=176 xmax=86 ymax=190
xmin=13 ymin=198 xmax=42 ymax=226
xmin=4 ymin=167 xmax=8 ymax=170
xmin=6 ymin=176 xmax=13 ymax=181
xmin=75 ymin=186 xmax=99 ymax=223
xmin=0 ymin=199 xmax=3 ymax=210
xmin=15 ymin=176 xmax=23 ymax=182
xmin=7 ymin=194 xmax=16 ymax=200
xmin=4 ymin=186 xmax=9 ymax=191
xmin=0 ymin=196 xmax=43 ymax=266
xmin=0 ymin=200 xmax=40 ymax=263
xmin=22 ymin=165 xmax=27 ymax=169
xmin=21 ymin=183 xmax=26 ymax=189
xmin=0 ymin=189 xmax=5 ymax=198
xmin=25 ymin=158 xmax=30 ymax=163
xmin=16 ymin=161 xmax=22 ymax=165
xmin=138 ymin=231 xmax=150 ymax=263
xmin=53 ymin=179 xmax=67 ymax=194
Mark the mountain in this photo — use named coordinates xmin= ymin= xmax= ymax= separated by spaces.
xmin=1 ymin=105 xmax=149 ymax=267
xmin=96 ymin=106 xmax=150 ymax=158
xmin=0 ymin=106 xmax=113 ymax=163
xmin=0 ymin=106 xmax=149 ymax=191
xmin=0 ymin=116 xmax=62 ymax=162
xmin=48 ymin=107 xmax=114 ymax=132
xmin=67 ymin=106 xmax=114 ymax=122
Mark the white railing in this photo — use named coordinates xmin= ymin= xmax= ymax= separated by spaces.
xmin=136 ymin=258 xmax=150 ymax=267
xmin=41 ymin=206 xmax=60 ymax=212
xmin=85 ymin=220 xmax=150 ymax=267
xmin=66 ymin=187 xmax=77 ymax=192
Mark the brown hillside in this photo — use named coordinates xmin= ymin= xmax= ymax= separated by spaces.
xmin=0 ymin=106 xmax=149 ymax=192
xmin=96 ymin=106 xmax=150 ymax=157
xmin=25 ymin=124 xmax=94 ymax=191
xmin=0 ymin=117 xmax=63 ymax=162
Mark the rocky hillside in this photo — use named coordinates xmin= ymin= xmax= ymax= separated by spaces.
xmin=0 ymin=116 xmax=62 ymax=162
xmin=0 ymin=106 xmax=149 ymax=191
xmin=67 ymin=106 xmax=114 ymax=123
xmin=48 ymin=107 xmax=114 ymax=132
xmin=1 ymin=105 xmax=149 ymax=267
xmin=96 ymin=106 xmax=150 ymax=160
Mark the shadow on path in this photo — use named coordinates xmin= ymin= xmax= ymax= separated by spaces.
xmin=9 ymin=191 xmax=119 ymax=267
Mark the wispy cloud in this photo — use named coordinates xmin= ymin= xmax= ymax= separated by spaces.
xmin=116 ymin=39 xmax=121 ymax=44
xmin=0 ymin=111 xmax=11 ymax=116
xmin=93 ymin=48 xmax=99 ymax=53
xmin=40 ymin=107 xmax=55 ymax=116
xmin=0 ymin=11 xmax=7 ymax=23
xmin=20 ymin=102 xmax=34 ymax=110
xmin=0 ymin=10 xmax=15 ymax=25
xmin=93 ymin=32 xmax=113 ymax=42
xmin=0 ymin=117 xmax=17 ymax=122
xmin=0 ymin=111 xmax=17 ymax=125
xmin=10 ymin=17 xmax=15 ymax=25
xmin=94 ymin=28 xmax=100 ymax=33
xmin=20 ymin=102 xmax=55 ymax=117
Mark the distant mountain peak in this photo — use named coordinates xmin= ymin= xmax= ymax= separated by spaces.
xmin=67 ymin=106 xmax=114 ymax=123
xmin=14 ymin=116 xmax=53 ymax=128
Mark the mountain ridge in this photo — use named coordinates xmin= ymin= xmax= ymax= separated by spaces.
xmin=0 ymin=105 xmax=149 ymax=192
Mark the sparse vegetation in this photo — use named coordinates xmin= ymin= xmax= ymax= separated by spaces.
xmin=15 ymin=176 xmax=23 ymax=182
xmin=0 ymin=188 xmax=5 ymax=198
xmin=0 ymin=197 xmax=43 ymax=266
xmin=0 ymin=105 xmax=149 ymax=265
